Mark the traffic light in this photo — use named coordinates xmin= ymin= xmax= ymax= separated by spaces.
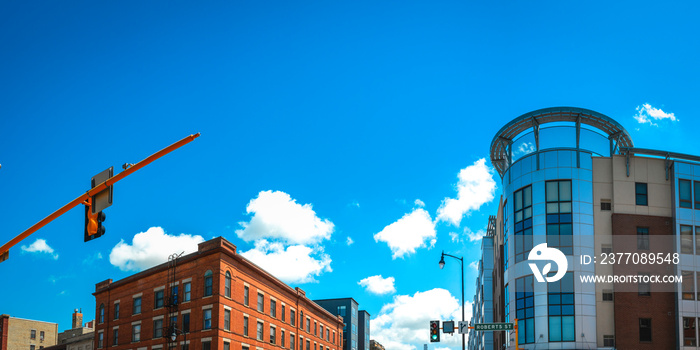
xmin=430 ymin=320 xmax=440 ymax=342
xmin=84 ymin=200 xmax=106 ymax=242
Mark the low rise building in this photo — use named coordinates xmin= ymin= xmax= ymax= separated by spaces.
xmin=0 ymin=315 xmax=58 ymax=350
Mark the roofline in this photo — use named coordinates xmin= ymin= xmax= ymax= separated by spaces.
xmin=0 ymin=315 xmax=58 ymax=325
xmin=312 ymin=297 xmax=359 ymax=305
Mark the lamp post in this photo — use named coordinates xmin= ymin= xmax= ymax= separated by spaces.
xmin=439 ymin=250 xmax=465 ymax=350
xmin=170 ymin=327 xmax=186 ymax=350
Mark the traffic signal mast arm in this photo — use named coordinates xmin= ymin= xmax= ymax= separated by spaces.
xmin=0 ymin=133 xmax=200 ymax=261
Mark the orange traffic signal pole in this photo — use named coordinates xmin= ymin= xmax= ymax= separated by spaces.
xmin=0 ymin=133 xmax=200 ymax=262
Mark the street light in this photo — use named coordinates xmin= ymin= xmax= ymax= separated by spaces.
xmin=169 ymin=327 xmax=186 ymax=350
xmin=439 ymin=250 xmax=464 ymax=350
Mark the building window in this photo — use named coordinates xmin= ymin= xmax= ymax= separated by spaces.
xmin=685 ymin=317 xmax=697 ymax=346
xmin=281 ymin=330 xmax=285 ymax=347
xmin=352 ymin=324 xmax=357 ymax=335
xmin=225 ymin=271 xmax=232 ymax=298
xmin=282 ymin=305 xmax=286 ymax=322
xmin=306 ymin=318 xmax=310 ymax=333
xmin=639 ymin=273 xmax=651 ymax=296
xmin=602 ymin=244 xmax=612 ymax=254
xmin=320 ymin=325 xmax=324 ymax=338
xmin=681 ymin=225 xmax=693 ymax=254
xmin=181 ymin=344 xmax=189 ymax=350
xmin=155 ymin=290 xmax=164 ymax=309
xmin=516 ymin=275 xmax=535 ymax=344
xmin=326 ymin=328 xmax=329 ymax=341
xmin=637 ymin=227 xmax=649 ymax=250
xmin=602 ymin=290 xmax=613 ymax=301
xmin=546 ymin=180 xmax=573 ymax=255
xmin=203 ymin=309 xmax=212 ymax=330
xmin=133 ymin=297 xmax=142 ymax=315
xmin=291 ymin=309 xmax=296 ymax=327
xmin=270 ymin=326 xmax=276 ymax=344
xmin=97 ymin=333 xmax=103 ymax=348
xmin=291 ymin=334 xmax=296 ymax=350
xmin=31 ymin=346 xmax=35 ymax=350
xmin=683 ymin=271 xmax=695 ymax=300
xmin=258 ymin=293 xmax=265 ymax=312
xmin=514 ymin=185 xmax=533 ymax=262
xmin=306 ymin=339 xmax=310 ymax=350
xmin=131 ymin=324 xmax=141 ymax=342
xmin=171 ymin=285 xmax=179 ymax=306
xmin=636 ymin=182 xmax=648 ymax=206
xmin=99 ymin=304 xmax=105 ymax=323
xmin=153 ymin=319 xmax=163 ymax=338
xmin=113 ymin=329 xmax=118 ymax=346
xmin=271 ymin=300 xmax=277 ymax=318
xmin=600 ymin=200 xmax=611 ymax=211
xmin=314 ymin=321 xmax=317 ymax=335
xmin=183 ymin=313 xmax=190 ymax=333
xmin=202 ymin=341 xmax=211 ymax=350
xmin=337 ymin=306 xmax=346 ymax=317
xmin=257 ymin=321 xmax=264 ymax=341
xmin=40 ymin=331 xmax=44 ymax=341
xmin=204 ymin=270 xmax=213 ymax=297
xmin=504 ymin=284 xmax=510 ymax=324
xmin=639 ymin=318 xmax=652 ymax=342
xmin=680 ymin=179 xmax=692 ymax=208
xmin=244 ymin=285 xmax=249 ymax=306
xmin=114 ymin=303 xmax=120 ymax=320
xmin=243 ymin=316 xmax=249 ymax=336
xmin=224 ymin=309 xmax=231 ymax=331
xmin=694 ymin=181 xmax=700 ymax=208
xmin=223 ymin=342 xmax=230 ymax=350
xmin=170 ymin=315 xmax=177 ymax=332
xmin=182 ymin=282 xmax=191 ymax=302
xmin=603 ymin=335 xmax=615 ymax=347
xmin=548 ymin=272 xmax=574 ymax=342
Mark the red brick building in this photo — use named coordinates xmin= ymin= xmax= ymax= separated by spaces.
xmin=93 ymin=237 xmax=343 ymax=350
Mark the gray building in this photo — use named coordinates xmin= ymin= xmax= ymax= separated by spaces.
xmin=357 ymin=310 xmax=370 ymax=350
xmin=313 ymin=298 xmax=370 ymax=350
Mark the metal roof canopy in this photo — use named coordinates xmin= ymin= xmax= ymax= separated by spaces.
xmin=489 ymin=107 xmax=634 ymax=177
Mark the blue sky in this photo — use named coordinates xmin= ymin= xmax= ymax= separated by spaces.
xmin=0 ymin=1 xmax=698 ymax=349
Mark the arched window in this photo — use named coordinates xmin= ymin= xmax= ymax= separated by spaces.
xmin=204 ymin=270 xmax=213 ymax=297
xmin=99 ymin=304 xmax=105 ymax=323
xmin=225 ymin=271 xmax=232 ymax=298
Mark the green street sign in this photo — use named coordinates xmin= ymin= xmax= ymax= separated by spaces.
xmin=473 ymin=323 xmax=514 ymax=331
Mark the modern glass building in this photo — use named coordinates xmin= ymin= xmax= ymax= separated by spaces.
xmin=467 ymin=107 xmax=700 ymax=349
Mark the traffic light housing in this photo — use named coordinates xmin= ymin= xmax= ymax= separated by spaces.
xmin=430 ymin=320 xmax=440 ymax=342
xmin=84 ymin=200 xmax=106 ymax=242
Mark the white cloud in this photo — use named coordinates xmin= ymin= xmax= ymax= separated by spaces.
xmin=437 ymin=159 xmax=497 ymax=227
xmin=349 ymin=201 xmax=360 ymax=208
xmin=374 ymin=208 xmax=436 ymax=259
xmin=236 ymin=190 xmax=334 ymax=245
xmin=414 ymin=199 xmax=425 ymax=208
xmin=240 ymin=240 xmax=331 ymax=284
xmin=465 ymin=228 xmax=487 ymax=242
xmin=634 ymin=104 xmax=678 ymax=126
xmin=469 ymin=260 xmax=479 ymax=271
xmin=346 ymin=237 xmax=354 ymax=246
xmin=371 ymin=288 xmax=472 ymax=350
xmin=21 ymin=239 xmax=58 ymax=260
xmin=514 ymin=142 xmax=536 ymax=156
xmin=358 ymin=275 xmax=396 ymax=295
xmin=449 ymin=232 xmax=460 ymax=243
xmin=109 ymin=227 xmax=204 ymax=271
xmin=83 ymin=252 xmax=103 ymax=265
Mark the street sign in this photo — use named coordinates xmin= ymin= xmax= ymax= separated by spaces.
xmin=458 ymin=321 xmax=469 ymax=334
xmin=473 ymin=323 xmax=514 ymax=331
xmin=91 ymin=167 xmax=113 ymax=213
xmin=442 ymin=321 xmax=455 ymax=333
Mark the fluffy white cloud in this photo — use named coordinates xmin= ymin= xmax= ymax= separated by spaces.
xmin=236 ymin=190 xmax=334 ymax=245
xmin=449 ymin=232 xmax=460 ymax=243
xmin=358 ymin=275 xmax=396 ymax=295
xmin=346 ymin=236 xmax=354 ymax=246
xmin=109 ymin=227 xmax=204 ymax=271
xmin=437 ymin=159 xmax=497 ymax=227
xmin=240 ymin=240 xmax=331 ymax=284
xmin=414 ymin=199 xmax=425 ymax=208
xmin=374 ymin=208 xmax=436 ymax=259
xmin=372 ymin=288 xmax=472 ymax=350
xmin=634 ymin=104 xmax=678 ymax=126
xmin=465 ymin=228 xmax=487 ymax=242
xmin=21 ymin=239 xmax=58 ymax=259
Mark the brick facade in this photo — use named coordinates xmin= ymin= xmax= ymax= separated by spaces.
xmin=0 ymin=315 xmax=58 ymax=350
xmin=612 ymin=213 xmax=676 ymax=350
xmin=93 ymin=237 xmax=343 ymax=350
